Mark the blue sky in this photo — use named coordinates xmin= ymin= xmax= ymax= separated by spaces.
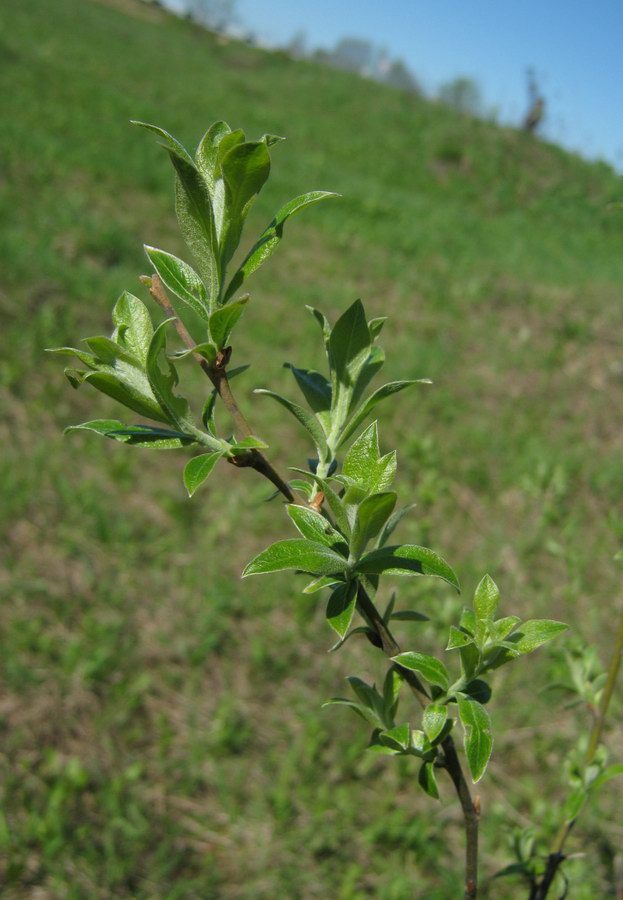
xmin=232 ymin=0 xmax=623 ymax=171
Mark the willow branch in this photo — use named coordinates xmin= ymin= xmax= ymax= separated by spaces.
xmin=146 ymin=275 xmax=294 ymax=502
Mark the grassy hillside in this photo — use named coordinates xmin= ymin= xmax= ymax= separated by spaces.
xmin=1 ymin=0 xmax=622 ymax=896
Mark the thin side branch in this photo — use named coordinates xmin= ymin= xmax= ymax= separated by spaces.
xmin=146 ymin=275 xmax=294 ymax=501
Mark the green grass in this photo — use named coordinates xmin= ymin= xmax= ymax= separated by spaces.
xmin=1 ymin=0 xmax=623 ymax=895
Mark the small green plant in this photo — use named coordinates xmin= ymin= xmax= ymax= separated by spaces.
xmin=53 ymin=119 xmax=620 ymax=898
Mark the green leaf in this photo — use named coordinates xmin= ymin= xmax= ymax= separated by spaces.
xmin=505 ymin=620 xmax=569 ymax=654
xmin=208 ymin=295 xmax=249 ymax=349
xmin=342 ymin=421 xmax=379 ymax=485
xmin=83 ymin=335 xmax=138 ymax=366
xmin=220 ymin=141 xmax=271 ymax=267
xmin=255 ymin=389 xmax=329 ymax=461
xmin=322 ymin=698 xmax=381 ymax=728
xmin=379 ymin=723 xmax=411 ymax=750
xmin=456 ymin=695 xmax=493 ymax=783
xmin=347 ymin=676 xmax=385 ymax=722
xmin=418 ymin=762 xmax=440 ymax=799
xmin=172 ymin=156 xmax=219 ymax=305
xmin=144 ymin=246 xmax=208 ymax=320
xmin=146 ymin=320 xmax=196 ymax=433
xmin=328 ymin=626 xmax=374 ymax=653
xmin=350 ymin=491 xmax=397 ymax=559
xmin=591 ymin=763 xmax=623 ymax=791
xmin=491 ymin=616 xmax=521 ymax=642
xmin=355 ymin=544 xmax=460 ymax=591
xmin=329 ymin=299 xmax=371 ymax=390
xmin=183 ymin=452 xmax=223 ymax=496
xmin=224 ymin=192 xmax=339 ymax=302
xmin=195 ymin=121 xmax=235 ymax=193
xmin=47 ymin=346 xmax=97 ymax=368
xmin=65 ymin=420 xmax=193 ymax=449
xmin=377 ymin=503 xmax=416 ymax=548
xmin=131 ymin=120 xmax=195 ymax=165
xmin=111 ymin=292 xmax=154 ymax=366
xmin=390 ymin=610 xmax=429 ymax=622
xmin=294 ymin=472 xmax=350 ymax=537
xmin=284 ymin=364 xmax=332 ymax=430
xmin=422 ymin=703 xmax=449 ymax=742
xmin=302 ymin=575 xmax=342 ymax=594
xmin=382 ymin=666 xmax=403 ymax=720
xmin=473 ymin=575 xmax=500 ymax=622
xmin=326 ymin=582 xmax=357 ymax=638
xmin=170 ymin=342 xmax=217 ymax=366
xmin=287 ymin=505 xmax=348 ymax=551
xmin=392 ymin=652 xmax=449 ymax=690
xmin=446 ymin=626 xmax=474 ymax=650
xmin=83 ymin=371 xmax=168 ymax=423
xmin=289 ymin=478 xmax=313 ymax=499
xmin=243 ymin=539 xmax=350 ymax=577
xmin=368 ymin=317 xmax=387 ymax=340
xmin=339 ymin=380 xmax=425 ymax=448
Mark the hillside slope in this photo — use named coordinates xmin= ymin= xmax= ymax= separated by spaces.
xmin=1 ymin=0 xmax=622 ymax=896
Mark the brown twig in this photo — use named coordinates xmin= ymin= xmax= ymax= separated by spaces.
xmin=145 ymin=275 xmax=294 ymax=501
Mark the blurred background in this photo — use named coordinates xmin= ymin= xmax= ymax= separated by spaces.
xmin=1 ymin=0 xmax=623 ymax=896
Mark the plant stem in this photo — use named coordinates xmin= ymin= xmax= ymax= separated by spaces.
xmin=532 ymin=602 xmax=623 ymax=899
xmin=147 ymin=273 xmax=479 ymax=893
xmin=146 ymin=275 xmax=294 ymax=501
xmin=357 ymin=583 xmax=480 ymax=899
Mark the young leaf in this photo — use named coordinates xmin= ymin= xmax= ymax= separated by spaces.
xmin=173 ymin=157 xmax=219 ymax=304
xmin=505 ymin=620 xmax=569 ymax=654
xmin=326 ymin=582 xmax=357 ymax=638
xmin=376 ymin=503 xmax=417 ymax=548
xmin=243 ymin=539 xmax=350 ymax=577
xmin=208 ymin=295 xmax=249 ymax=349
xmin=83 ymin=371 xmax=168 ymax=423
xmin=473 ymin=574 xmax=500 ymax=623
xmin=289 ymin=478 xmax=313 ymax=499
xmin=224 ymin=192 xmax=339 ymax=302
xmin=144 ymin=246 xmax=209 ymax=319
xmin=338 ymin=380 xmax=425 ymax=448
xmin=112 ymin=291 xmax=154 ymax=365
xmin=146 ymin=320 xmax=196 ymax=432
xmin=220 ymin=141 xmax=271 ymax=266
xmin=329 ymin=299 xmax=371 ymax=390
xmin=284 ymin=364 xmax=332 ymax=430
xmin=322 ymin=698 xmax=382 ymax=728
xmin=390 ymin=610 xmax=429 ymax=622
xmin=287 ymin=505 xmax=348 ymax=551
xmin=456 ymin=694 xmax=493 ymax=783
xmin=368 ymin=317 xmax=387 ymax=340
xmin=379 ymin=723 xmax=411 ymax=750
xmin=195 ymin=121 xmax=234 ymax=192
xmin=392 ymin=652 xmax=450 ymax=690
xmin=228 ymin=435 xmax=269 ymax=453
xmin=302 ymin=575 xmax=342 ymax=594
xmin=422 ymin=703 xmax=449 ymax=743
xmin=255 ymin=389 xmax=329 ymax=461
xmin=342 ymin=421 xmax=379 ymax=484
xmin=418 ymin=762 xmax=440 ymax=799
xmin=355 ymin=544 xmax=460 ymax=591
xmin=382 ymin=666 xmax=403 ymax=721
xmin=131 ymin=120 xmax=194 ymax=165
xmin=65 ymin=420 xmax=194 ymax=449
xmin=183 ymin=452 xmax=223 ymax=496
xmin=350 ymin=491 xmax=397 ymax=559
xmin=446 ymin=626 xmax=474 ymax=650
xmin=491 ymin=616 xmax=521 ymax=643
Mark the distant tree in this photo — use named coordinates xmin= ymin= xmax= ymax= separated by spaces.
xmin=438 ymin=77 xmax=483 ymax=117
xmin=287 ymin=29 xmax=307 ymax=59
xmin=522 ymin=67 xmax=545 ymax=133
xmin=382 ymin=58 xmax=420 ymax=95
xmin=186 ymin=0 xmax=237 ymax=32
xmin=328 ymin=37 xmax=381 ymax=76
